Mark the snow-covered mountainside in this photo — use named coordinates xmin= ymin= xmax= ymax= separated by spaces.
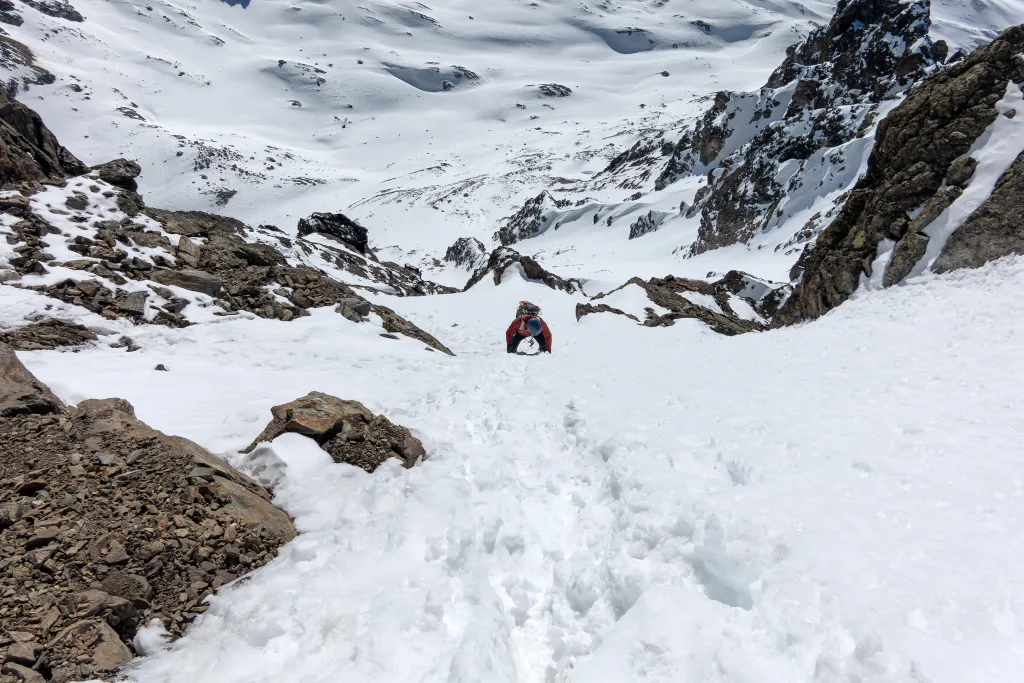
xmin=2 ymin=1 xmax=1024 ymax=683
xmin=1 ymin=0 xmax=1021 ymax=286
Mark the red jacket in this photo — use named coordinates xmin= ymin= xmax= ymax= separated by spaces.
xmin=506 ymin=315 xmax=552 ymax=350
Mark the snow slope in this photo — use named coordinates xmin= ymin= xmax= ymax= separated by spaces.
xmin=20 ymin=256 xmax=1024 ymax=683
xmin=6 ymin=0 xmax=1022 ymax=287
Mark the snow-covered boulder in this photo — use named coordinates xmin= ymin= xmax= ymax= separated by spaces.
xmin=243 ymin=391 xmax=426 ymax=472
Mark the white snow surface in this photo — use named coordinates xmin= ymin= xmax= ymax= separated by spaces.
xmin=17 ymin=256 xmax=1024 ymax=683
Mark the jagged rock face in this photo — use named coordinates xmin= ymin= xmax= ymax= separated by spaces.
xmin=0 ymin=345 xmax=295 ymax=681
xmin=494 ymin=191 xmax=569 ymax=246
xmin=443 ymin=236 xmax=487 ymax=270
xmin=0 ymin=185 xmax=455 ymax=346
xmin=584 ymin=271 xmax=788 ymax=336
xmin=765 ymin=0 xmax=941 ymax=96
xmin=0 ymin=0 xmax=22 ymax=26
xmin=628 ymin=211 xmax=663 ymax=239
xmin=778 ymin=25 xmax=1024 ymax=323
xmin=18 ymin=0 xmax=83 ymax=22
xmin=715 ymin=270 xmax=793 ymax=320
xmin=465 ymin=247 xmax=581 ymax=293
xmin=932 ymin=150 xmax=1024 ymax=273
xmin=655 ymin=0 xmax=941 ymax=258
xmin=243 ymin=391 xmax=426 ymax=472
xmin=297 ymin=211 xmax=369 ymax=255
xmin=0 ymin=87 xmax=87 ymax=184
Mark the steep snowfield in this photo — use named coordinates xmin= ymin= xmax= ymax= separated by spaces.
xmin=8 ymin=0 xmax=1023 ymax=285
xmin=21 ymin=256 xmax=1024 ymax=683
xmin=4 ymin=2 xmax=1024 ymax=681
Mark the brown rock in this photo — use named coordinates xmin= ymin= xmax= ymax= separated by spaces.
xmin=101 ymin=569 xmax=153 ymax=601
xmin=176 ymin=235 xmax=202 ymax=268
xmin=0 ymin=500 xmax=28 ymax=528
xmin=151 ymin=268 xmax=224 ymax=297
xmin=244 ymin=391 xmax=425 ymax=472
xmin=50 ymin=619 xmax=132 ymax=673
xmin=25 ymin=527 xmax=60 ymax=550
xmin=4 ymin=641 xmax=42 ymax=666
xmin=946 ymin=156 xmax=978 ymax=188
xmin=2 ymin=662 xmax=45 ymax=683
xmin=0 ymin=343 xmax=63 ymax=417
xmin=88 ymin=532 xmax=126 ymax=563
xmin=0 ymin=319 xmax=97 ymax=351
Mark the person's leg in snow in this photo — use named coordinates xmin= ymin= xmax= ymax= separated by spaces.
xmin=507 ymin=333 xmax=549 ymax=354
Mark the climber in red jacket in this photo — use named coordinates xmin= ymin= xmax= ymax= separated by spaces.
xmin=506 ymin=301 xmax=552 ymax=353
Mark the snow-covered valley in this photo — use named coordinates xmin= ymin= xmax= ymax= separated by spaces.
xmin=10 ymin=0 xmax=1022 ymax=283
xmin=1 ymin=0 xmax=1024 ymax=682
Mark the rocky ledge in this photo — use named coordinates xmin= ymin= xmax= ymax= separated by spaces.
xmin=243 ymin=392 xmax=425 ymax=473
xmin=578 ymin=270 xmax=789 ymax=336
xmin=0 ymin=344 xmax=296 ymax=682
xmin=0 ymin=85 xmax=455 ymax=355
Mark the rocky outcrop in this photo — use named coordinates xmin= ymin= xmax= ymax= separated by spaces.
xmin=494 ymin=191 xmax=570 ymax=246
xmin=574 ymin=302 xmax=639 ymax=322
xmin=0 ymin=1 xmax=23 ymax=26
xmin=655 ymin=0 xmax=943 ymax=258
xmin=0 ymin=318 xmax=97 ymax=351
xmin=0 ymin=344 xmax=295 ymax=681
xmin=628 ymin=211 xmax=663 ymax=240
xmin=0 ymin=91 xmax=454 ymax=350
xmin=0 ymin=343 xmax=60 ymax=416
xmin=243 ymin=392 xmax=426 ymax=472
xmin=297 ymin=212 xmax=369 ymax=255
xmin=593 ymin=275 xmax=768 ymax=336
xmin=0 ymin=86 xmax=87 ymax=185
xmin=91 ymin=159 xmax=141 ymax=193
xmin=537 ymin=84 xmax=572 ymax=97
xmin=335 ymin=297 xmax=371 ymax=323
xmin=18 ymin=0 xmax=83 ymax=22
xmin=372 ymin=304 xmax=454 ymax=355
xmin=0 ymin=32 xmax=55 ymax=88
xmin=443 ymin=236 xmax=487 ymax=270
xmin=464 ymin=247 xmax=582 ymax=293
xmin=715 ymin=270 xmax=792 ymax=320
xmin=0 ymin=192 xmax=455 ymax=347
xmin=578 ymin=270 xmax=790 ymax=335
xmin=932 ymin=150 xmax=1024 ymax=273
xmin=778 ymin=25 xmax=1024 ymax=323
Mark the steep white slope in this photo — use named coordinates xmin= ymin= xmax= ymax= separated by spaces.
xmin=22 ymin=256 xmax=1024 ymax=683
